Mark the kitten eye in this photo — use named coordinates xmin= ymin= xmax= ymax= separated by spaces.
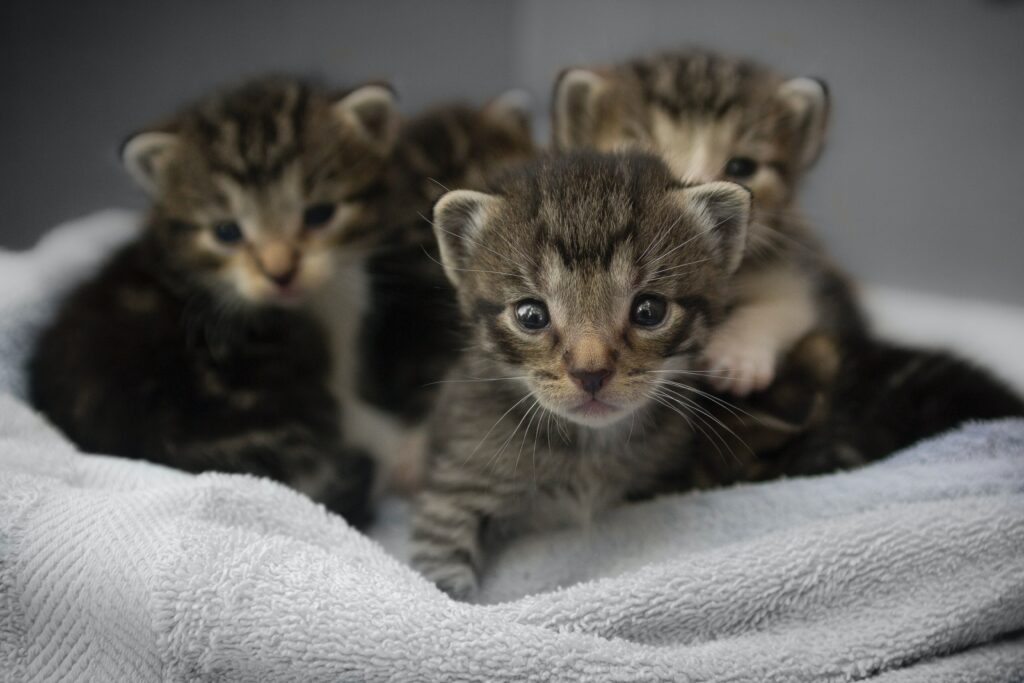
xmin=303 ymin=203 xmax=336 ymax=229
xmin=630 ymin=295 xmax=667 ymax=327
xmin=724 ymin=157 xmax=759 ymax=179
xmin=212 ymin=221 xmax=243 ymax=244
xmin=514 ymin=299 xmax=550 ymax=331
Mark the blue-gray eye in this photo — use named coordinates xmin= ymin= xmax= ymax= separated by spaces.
xmin=631 ymin=295 xmax=667 ymax=327
xmin=213 ymin=221 xmax=243 ymax=244
xmin=515 ymin=300 xmax=550 ymax=330
xmin=303 ymin=203 xmax=336 ymax=229
xmin=724 ymin=156 xmax=758 ymax=179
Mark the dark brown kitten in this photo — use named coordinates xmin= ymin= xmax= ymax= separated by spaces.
xmin=28 ymin=77 xmax=400 ymax=527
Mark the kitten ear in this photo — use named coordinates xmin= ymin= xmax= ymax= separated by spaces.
xmin=432 ymin=189 xmax=500 ymax=286
xmin=674 ymin=181 xmax=751 ymax=274
xmin=485 ymin=89 xmax=533 ymax=137
xmin=120 ymin=131 xmax=180 ymax=196
xmin=778 ymin=77 xmax=830 ymax=169
xmin=551 ymin=68 xmax=609 ymax=150
xmin=333 ymin=83 xmax=400 ymax=152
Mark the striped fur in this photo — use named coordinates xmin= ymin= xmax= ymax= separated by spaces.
xmin=411 ymin=151 xmax=752 ymax=598
xmin=551 ymin=49 xmax=865 ymax=397
xmin=28 ymin=77 xmax=396 ymax=527
xmin=349 ymin=95 xmax=538 ymax=490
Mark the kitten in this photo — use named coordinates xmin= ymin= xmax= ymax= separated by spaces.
xmin=411 ymin=151 xmax=753 ymax=598
xmin=551 ymin=49 xmax=864 ymax=396
xmin=28 ymin=77 xmax=399 ymax=527
xmin=337 ymin=93 xmax=537 ymax=491
xmin=549 ymin=50 xmax=1024 ymax=469
xmin=700 ymin=331 xmax=1024 ymax=484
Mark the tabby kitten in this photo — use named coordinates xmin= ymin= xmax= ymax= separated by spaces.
xmin=411 ymin=151 xmax=752 ymax=598
xmin=552 ymin=50 xmax=1024 ymax=469
xmin=28 ymin=77 xmax=399 ymax=527
xmin=341 ymin=93 xmax=537 ymax=490
xmin=552 ymin=49 xmax=864 ymax=395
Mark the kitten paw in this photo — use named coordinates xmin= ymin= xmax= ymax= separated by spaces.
xmin=703 ymin=337 xmax=776 ymax=396
xmin=414 ymin=557 xmax=479 ymax=601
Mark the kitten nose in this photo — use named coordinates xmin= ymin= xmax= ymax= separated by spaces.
xmin=257 ymin=242 xmax=299 ymax=288
xmin=570 ymin=368 xmax=612 ymax=395
xmin=268 ymin=265 xmax=298 ymax=288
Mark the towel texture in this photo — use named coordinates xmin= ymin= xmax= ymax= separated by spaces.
xmin=2 ymin=212 xmax=1023 ymax=681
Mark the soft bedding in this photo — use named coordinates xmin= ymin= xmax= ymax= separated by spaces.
xmin=2 ymin=212 xmax=1023 ymax=682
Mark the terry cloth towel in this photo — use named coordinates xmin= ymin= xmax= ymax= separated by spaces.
xmin=1 ymin=212 xmax=1023 ymax=681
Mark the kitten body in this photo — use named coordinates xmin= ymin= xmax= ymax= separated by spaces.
xmin=412 ymin=151 xmax=753 ymax=597
xmin=336 ymin=94 xmax=537 ymax=491
xmin=29 ymin=77 xmax=398 ymax=526
xmin=552 ymin=50 xmax=865 ymax=395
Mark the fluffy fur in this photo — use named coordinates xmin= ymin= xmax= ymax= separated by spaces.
xmin=411 ymin=151 xmax=754 ymax=598
xmin=551 ymin=49 xmax=864 ymax=395
xmin=344 ymin=94 xmax=538 ymax=491
xmin=28 ymin=77 xmax=398 ymax=527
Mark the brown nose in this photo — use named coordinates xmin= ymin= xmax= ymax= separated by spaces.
xmin=256 ymin=242 xmax=299 ymax=288
xmin=570 ymin=368 xmax=612 ymax=394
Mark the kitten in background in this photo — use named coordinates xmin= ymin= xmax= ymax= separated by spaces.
xmin=339 ymin=91 xmax=537 ymax=492
xmin=552 ymin=49 xmax=864 ymax=396
xmin=411 ymin=151 xmax=752 ymax=598
xmin=29 ymin=77 xmax=399 ymax=527
xmin=551 ymin=50 xmax=1024 ymax=472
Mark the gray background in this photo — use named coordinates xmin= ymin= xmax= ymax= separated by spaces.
xmin=2 ymin=0 xmax=1022 ymax=304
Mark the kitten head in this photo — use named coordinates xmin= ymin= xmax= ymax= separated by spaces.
xmin=433 ymin=151 xmax=750 ymax=427
xmin=551 ymin=50 xmax=827 ymax=249
xmin=121 ymin=77 xmax=399 ymax=306
xmin=393 ymin=90 xmax=536 ymax=203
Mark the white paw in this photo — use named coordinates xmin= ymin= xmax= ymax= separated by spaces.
xmin=703 ymin=335 xmax=776 ymax=396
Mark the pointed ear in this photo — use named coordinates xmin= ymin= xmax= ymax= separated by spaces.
xmin=551 ymin=68 xmax=610 ymax=150
xmin=333 ymin=83 xmax=399 ymax=152
xmin=120 ymin=131 xmax=180 ymax=196
xmin=484 ymin=89 xmax=533 ymax=137
xmin=432 ymin=189 xmax=500 ymax=287
xmin=673 ymin=181 xmax=751 ymax=274
xmin=778 ymin=77 xmax=830 ymax=169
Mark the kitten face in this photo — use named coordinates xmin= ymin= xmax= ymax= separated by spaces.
xmin=121 ymin=78 xmax=399 ymax=306
xmin=433 ymin=152 xmax=750 ymax=427
xmin=394 ymin=91 xmax=536 ymax=203
xmin=552 ymin=51 xmax=828 ymax=251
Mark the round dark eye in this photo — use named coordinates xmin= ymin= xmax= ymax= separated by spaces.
xmin=212 ymin=221 xmax=243 ymax=244
xmin=514 ymin=300 xmax=550 ymax=331
xmin=303 ymin=203 xmax=336 ymax=229
xmin=631 ymin=295 xmax=667 ymax=327
xmin=724 ymin=156 xmax=759 ymax=179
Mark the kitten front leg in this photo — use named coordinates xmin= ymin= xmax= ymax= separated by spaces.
xmin=411 ymin=488 xmax=488 ymax=599
xmin=410 ymin=466 xmax=517 ymax=599
xmin=704 ymin=266 xmax=817 ymax=396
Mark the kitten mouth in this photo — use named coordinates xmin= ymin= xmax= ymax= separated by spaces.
xmin=266 ymin=285 xmax=306 ymax=305
xmin=572 ymin=398 xmax=619 ymax=417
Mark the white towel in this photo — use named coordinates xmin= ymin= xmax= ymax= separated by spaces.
xmin=2 ymin=212 xmax=1023 ymax=681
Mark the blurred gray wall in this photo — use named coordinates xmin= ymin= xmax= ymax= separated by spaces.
xmin=2 ymin=1 xmax=1022 ymax=304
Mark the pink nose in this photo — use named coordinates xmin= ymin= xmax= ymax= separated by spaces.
xmin=570 ymin=368 xmax=611 ymax=394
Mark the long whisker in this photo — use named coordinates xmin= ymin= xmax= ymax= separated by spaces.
xmin=466 ymin=391 xmax=533 ymax=464
xmin=657 ymin=385 xmax=753 ymax=459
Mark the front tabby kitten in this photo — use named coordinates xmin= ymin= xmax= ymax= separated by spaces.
xmin=552 ymin=50 xmax=864 ymax=395
xmin=411 ymin=151 xmax=752 ymax=598
xmin=29 ymin=77 xmax=398 ymax=527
